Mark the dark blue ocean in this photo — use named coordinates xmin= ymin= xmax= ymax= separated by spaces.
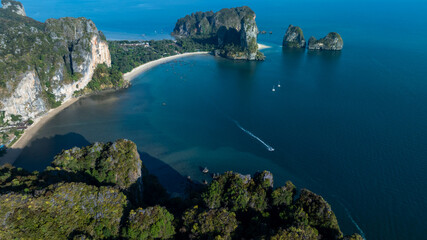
xmin=7 ymin=0 xmax=427 ymax=239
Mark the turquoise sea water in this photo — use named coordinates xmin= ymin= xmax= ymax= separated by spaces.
xmin=4 ymin=0 xmax=427 ymax=239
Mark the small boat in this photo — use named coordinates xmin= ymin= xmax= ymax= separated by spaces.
xmin=202 ymin=167 xmax=209 ymax=174
xmin=278 ymin=81 xmax=281 ymax=88
xmin=203 ymin=180 xmax=208 ymax=185
xmin=272 ymin=86 xmax=276 ymax=92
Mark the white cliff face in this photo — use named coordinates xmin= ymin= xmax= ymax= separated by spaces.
xmin=1 ymin=0 xmax=26 ymax=16
xmin=52 ymin=35 xmax=111 ymax=102
xmin=0 ymin=17 xmax=111 ymax=121
xmin=1 ymin=71 xmax=47 ymax=121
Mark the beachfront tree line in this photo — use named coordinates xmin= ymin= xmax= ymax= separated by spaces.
xmin=108 ymin=39 xmax=215 ymax=74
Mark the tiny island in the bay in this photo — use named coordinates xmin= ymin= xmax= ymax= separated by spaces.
xmin=0 ymin=1 xmax=359 ymax=239
xmin=282 ymin=24 xmax=343 ymax=51
xmin=173 ymin=6 xmax=265 ymax=61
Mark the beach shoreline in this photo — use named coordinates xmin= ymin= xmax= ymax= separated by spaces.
xmin=0 ymin=97 xmax=80 ymax=165
xmin=124 ymin=52 xmax=210 ymax=81
xmin=1 ymin=51 xmax=212 ymax=164
xmin=2 ymin=46 xmax=271 ymax=164
xmin=258 ymin=43 xmax=272 ymax=50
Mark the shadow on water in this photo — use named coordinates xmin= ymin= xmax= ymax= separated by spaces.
xmin=306 ymin=49 xmax=342 ymax=61
xmin=13 ymin=133 xmax=91 ymax=172
xmin=305 ymin=50 xmax=343 ymax=88
xmin=215 ymin=57 xmax=262 ymax=79
xmin=139 ymin=151 xmax=190 ymax=196
xmin=1 ymin=132 xmax=191 ymax=196
xmin=281 ymin=48 xmax=306 ymax=75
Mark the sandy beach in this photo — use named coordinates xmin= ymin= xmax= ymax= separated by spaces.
xmin=11 ymin=97 xmax=80 ymax=150
xmin=2 ymin=47 xmax=270 ymax=164
xmin=258 ymin=43 xmax=272 ymax=50
xmin=1 ymin=52 xmax=211 ymax=164
xmin=124 ymin=52 xmax=210 ymax=81
xmin=0 ymin=97 xmax=80 ymax=165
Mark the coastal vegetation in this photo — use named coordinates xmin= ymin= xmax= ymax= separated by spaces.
xmin=0 ymin=140 xmax=362 ymax=239
xmin=108 ymin=40 xmax=214 ymax=74
xmin=73 ymin=64 xmax=128 ymax=96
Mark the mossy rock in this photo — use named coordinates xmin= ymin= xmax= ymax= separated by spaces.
xmin=123 ymin=206 xmax=175 ymax=240
xmin=296 ymin=189 xmax=343 ymax=239
xmin=0 ymin=182 xmax=127 ymax=239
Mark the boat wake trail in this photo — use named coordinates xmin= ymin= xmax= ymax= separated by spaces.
xmin=198 ymin=97 xmax=275 ymax=152
xmin=233 ymin=121 xmax=275 ymax=152
xmin=343 ymin=206 xmax=366 ymax=239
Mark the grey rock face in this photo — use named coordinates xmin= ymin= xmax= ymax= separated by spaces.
xmin=0 ymin=16 xmax=110 ymax=121
xmin=1 ymin=71 xmax=48 ymax=121
xmin=46 ymin=17 xmax=112 ymax=102
xmin=1 ymin=0 xmax=26 ymax=16
xmin=282 ymin=25 xmax=306 ymax=48
xmin=173 ymin=6 xmax=263 ymax=61
xmin=308 ymin=32 xmax=343 ymax=50
xmin=240 ymin=14 xmax=258 ymax=60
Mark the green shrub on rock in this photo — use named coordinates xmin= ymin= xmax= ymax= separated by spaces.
xmin=296 ymin=189 xmax=343 ymax=239
xmin=202 ymin=172 xmax=251 ymax=211
xmin=123 ymin=206 xmax=175 ymax=240
xmin=52 ymin=139 xmax=142 ymax=190
xmin=271 ymin=181 xmax=296 ymax=207
xmin=0 ymin=182 xmax=127 ymax=240
xmin=343 ymin=233 xmax=364 ymax=240
xmin=271 ymin=226 xmax=319 ymax=240
xmin=182 ymin=207 xmax=238 ymax=240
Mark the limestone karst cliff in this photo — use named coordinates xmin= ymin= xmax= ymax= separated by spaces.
xmin=1 ymin=0 xmax=25 ymax=16
xmin=0 ymin=140 xmax=363 ymax=239
xmin=283 ymin=25 xmax=306 ymax=48
xmin=308 ymin=32 xmax=343 ymax=51
xmin=0 ymin=1 xmax=111 ymax=122
xmin=173 ymin=6 xmax=264 ymax=61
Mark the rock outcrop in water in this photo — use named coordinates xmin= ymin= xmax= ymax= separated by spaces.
xmin=0 ymin=140 xmax=362 ymax=239
xmin=308 ymin=32 xmax=343 ymax=50
xmin=173 ymin=6 xmax=264 ymax=61
xmin=282 ymin=25 xmax=306 ymax=48
xmin=0 ymin=1 xmax=111 ymax=122
xmin=1 ymin=0 xmax=25 ymax=16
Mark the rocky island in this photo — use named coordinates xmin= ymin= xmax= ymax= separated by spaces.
xmin=308 ymin=32 xmax=344 ymax=51
xmin=283 ymin=25 xmax=306 ymax=48
xmin=173 ymin=6 xmax=265 ymax=61
xmin=0 ymin=140 xmax=362 ymax=239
